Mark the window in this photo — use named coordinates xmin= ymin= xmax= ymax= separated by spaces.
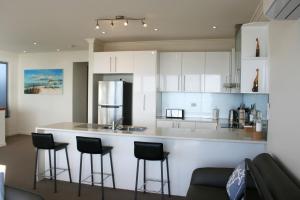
xmin=0 ymin=62 xmax=8 ymax=117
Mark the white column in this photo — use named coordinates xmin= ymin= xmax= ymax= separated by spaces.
xmin=0 ymin=110 xmax=6 ymax=146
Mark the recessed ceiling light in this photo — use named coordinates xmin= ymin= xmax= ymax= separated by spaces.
xmin=101 ymin=31 xmax=106 ymax=34
xmin=154 ymin=28 xmax=159 ymax=31
xmin=212 ymin=26 xmax=217 ymax=29
xmin=56 ymin=49 xmax=60 ymax=52
xmin=33 ymin=41 xmax=38 ymax=45
xmin=23 ymin=50 xmax=27 ymax=53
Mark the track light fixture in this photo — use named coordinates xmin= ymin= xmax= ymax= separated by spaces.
xmin=95 ymin=16 xmax=147 ymax=30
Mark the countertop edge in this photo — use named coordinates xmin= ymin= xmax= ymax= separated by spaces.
xmin=36 ymin=126 xmax=267 ymax=145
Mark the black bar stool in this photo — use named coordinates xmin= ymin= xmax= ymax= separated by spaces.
xmin=76 ymin=136 xmax=116 ymax=200
xmin=32 ymin=133 xmax=72 ymax=193
xmin=134 ymin=141 xmax=171 ymax=200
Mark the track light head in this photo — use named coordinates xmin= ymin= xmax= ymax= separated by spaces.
xmin=124 ymin=20 xmax=128 ymax=26
xmin=142 ymin=20 xmax=147 ymax=27
xmin=111 ymin=20 xmax=114 ymax=27
xmin=95 ymin=20 xmax=100 ymax=29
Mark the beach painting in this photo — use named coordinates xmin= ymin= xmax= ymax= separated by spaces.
xmin=24 ymin=69 xmax=64 ymax=95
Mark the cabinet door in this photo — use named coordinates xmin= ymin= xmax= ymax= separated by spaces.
xmin=182 ymin=52 xmax=205 ymax=92
xmin=159 ymin=52 xmax=182 ymax=92
xmin=204 ymin=52 xmax=231 ymax=93
xmin=94 ymin=52 xmax=113 ymax=73
xmin=241 ymin=59 xmax=268 ymax=93
xmin=195 ymin=122 xmax=217 ymax=129
xmin=178 ymin=121 xmax=196 ymax=129
xmin=156 ymin=120 xmax=174 ymax=128
xmin=133 ymin=51 xmax=157 ymax=128
xmin=113 ymin=51 xmax=133 ymax=73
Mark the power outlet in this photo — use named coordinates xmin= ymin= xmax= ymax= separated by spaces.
xmin=191 ymin=103 xmax=197 ymax=107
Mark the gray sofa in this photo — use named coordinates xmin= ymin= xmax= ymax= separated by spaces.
xmin=186 ymin=153 xmax=300 ymax=200
xmin=5 ymin=185 xmax=44 ymax=200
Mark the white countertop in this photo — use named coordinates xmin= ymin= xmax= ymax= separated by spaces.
xmin=156 ymin=116 xmax=218 ymax=123
xmin=36 ymin=122 xmax=267 ymax=144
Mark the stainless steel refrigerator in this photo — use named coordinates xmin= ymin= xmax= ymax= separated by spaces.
xmin=98 ymin=81 xmax=132 ymax=125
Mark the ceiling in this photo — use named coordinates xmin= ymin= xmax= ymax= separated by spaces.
xmin=0 ymin=0 xmax=260 ymax=53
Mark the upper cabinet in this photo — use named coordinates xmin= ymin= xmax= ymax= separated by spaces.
xmin=94 ymin=51 xmax=133 ymax=74
xmin=182 ymin=52 xmax=205 ymax=92
xmin=158 ymin=51 xmax=232 ymax=93
xmin=204 ymin=52 xmax=231 ymax=93
xmin=240 ymin=22 xmax=269 ymax=93
xmin=159 ymin=52 xmax=182 ymax=92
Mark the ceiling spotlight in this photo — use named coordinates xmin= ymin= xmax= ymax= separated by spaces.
xmin=33 ymin=41 xmax=38 ymax=45
xmin=212 ymin=26 xmax=217 ymax=29
xmin=142 ymin=21 xmax=147 ymax=27
xmin=111 ymin=20 xmax=114 ymax=27
xmin=96 ymin=20 xmax=100 ymax=29
xmin=101 ymin=31 xmax=106 ymax=34
xmin=124 ymin=20 xmax=128 ymax=26
xmin=56 ymin=49 xmax=60 ymax=52
xmin=23 ymin=50 xmax=27 ymax=53
xmin=154 ymin=28 xmax=159 ymax=31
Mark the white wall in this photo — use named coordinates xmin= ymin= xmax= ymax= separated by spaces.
xmin=17 ymin=51 xmax=88 ymax=133
xmin=103 ymin=39 xmax=235 ymax=52
xmin=0 ymin=50 xmax=19 ymax=136
xmin=268 ymin=19 xmax=300 ymax=180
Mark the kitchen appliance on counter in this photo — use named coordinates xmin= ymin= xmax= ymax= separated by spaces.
xmin=98 ymin=81 xmax=132 ymax=126
xmin=166 ymin=109 xmax=184 ymax=119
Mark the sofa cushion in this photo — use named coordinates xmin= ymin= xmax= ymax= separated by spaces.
xmin=190 ymin=168 xmax=233 ymax=187
xmin=226 ymin=161 xmax=246 ymax=200
xmin=5 ymin=186 xmax=44 ymax=200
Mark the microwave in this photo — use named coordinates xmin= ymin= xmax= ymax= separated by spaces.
xmin=166 ymin=109 xmax=184 ymax=119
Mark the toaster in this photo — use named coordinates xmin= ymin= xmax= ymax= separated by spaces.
xmin=166 ymin=109 xmax=184 ymax=119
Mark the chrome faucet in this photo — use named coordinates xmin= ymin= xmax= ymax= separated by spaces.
xmin=112 ymin=118 xmax=123 ymax=131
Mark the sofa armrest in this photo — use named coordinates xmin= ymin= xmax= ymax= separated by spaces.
xmin=190 ymin=167 xmax=234 ymax=188
xmin=5 ymin=185 xmax=44 ymax=200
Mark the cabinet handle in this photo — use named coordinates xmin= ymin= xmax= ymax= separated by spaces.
xmin=143 ymin=94 xmax=146 ymax=111
xmin=178 ymin=75 xmax=180 ymax=91
xmin=115 ymin=56 xmax=117 ymax=72
xmin=177 ymin=122 xmax=180 ymax=128
xmin=109 ymin=57 xmax=112 ymax=72
xmin=183 ymin=75 xmax=186 ymax=91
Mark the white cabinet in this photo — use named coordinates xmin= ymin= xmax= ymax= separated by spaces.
xmin=195 ymin=121 xmax=217 ymax=130
xmin=132 ymin=51 xmax=157 ymax=128
xmin=156 ymin=119 xmax=216 ymax=130
xmin=159 ymin=52 xmax=232 ymax=93
xmin=159 ymin=52 xmax=182 ymax=92
xmin=182 ymin=52 xmax=205 ymax=92
xmin=178 ymin=121 xmax=196 ymax=129
xmin=204 ymin=52 xmax=231 ymax=93
xmin=94 ymin=51 xmax=133 ymax=74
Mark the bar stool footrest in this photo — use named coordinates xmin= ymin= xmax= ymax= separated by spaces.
xmin=37 ymin=167 xmax=68 ymax=179
xmin=81 ymin=172 xmax=111 ymax=185
xmin=137 ymin=178 xmax=168 ymax=194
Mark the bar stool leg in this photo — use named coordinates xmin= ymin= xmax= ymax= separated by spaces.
xmin=54 ymin=150 xmax=57 ymax=193
xmin=143 ymin=160 xmax=146 ymax=193
xmin=134 ymin=159 xmax=140 ymax=200
xmin=48 ymin=150 xmax=52 ymax=180
xmin=161 ymin=160 xmax=164 ymax=200
xmin=78 ymin=153 xmax=83 ymax=196
xmin=100 ymin=154 xmax=104 ymax=200
xmin=90 ymin=154 xmax=94 ymax=186
xmin=65 ymin=147 xmax=72 ymax=183
xmin=109 ymin=151 xmax=116 ymax=189
xmin=166 ymin=157 xmax=171 ymax=197
xmin=33 ymin=148 xmax=39 ymax=189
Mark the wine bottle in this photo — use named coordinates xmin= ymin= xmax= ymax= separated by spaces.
xmin=252 ymin=68 xmax=259 ymax=92
xmin=256 ymin=38 xmax=260 ymax=57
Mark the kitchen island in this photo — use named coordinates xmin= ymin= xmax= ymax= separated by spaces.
xmin=36 ymin=122 xmax=266 ymax=196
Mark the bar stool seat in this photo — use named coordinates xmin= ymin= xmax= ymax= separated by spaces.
xmin=53 ymin=142 xmax=69 ymax=151
xmin=76 ymin=136 xmax=115 ymax=200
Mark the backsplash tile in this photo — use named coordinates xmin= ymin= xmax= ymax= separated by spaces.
xmin=160 ymin=92 xmax=269 ymax=119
